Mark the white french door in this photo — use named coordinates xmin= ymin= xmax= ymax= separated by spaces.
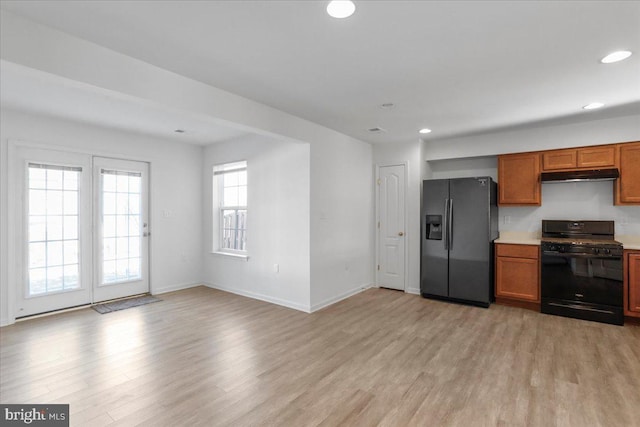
xmin=93 ymin=157 xmax=149 ymax=302
xmin=12 ymin=147 xmax=150 ymax=318
xmin=14 ymin=147 xmax=94 ymax=317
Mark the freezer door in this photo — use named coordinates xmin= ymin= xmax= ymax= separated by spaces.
xmin=448 ymin=178 xmax=492 ymax=304
xmin=421 ymin=179 xmax=449 ymax=297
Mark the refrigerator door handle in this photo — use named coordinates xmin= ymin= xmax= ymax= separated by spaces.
xmin=443 ymin=198 xmax=449 ymax=250
xmin=448 ymin=199 xmax=453 ymax=250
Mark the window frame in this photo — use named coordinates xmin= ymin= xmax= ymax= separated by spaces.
xmin=213 ymin=160 xmax=248 ymax=255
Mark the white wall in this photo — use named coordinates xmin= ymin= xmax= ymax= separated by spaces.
xmin=429 ymin=159 xmax=640 ymax=237
xmin=500 ymin=182 xmax=640 ymax=237
xmin=422 ymin=119 xmax=640 ymax=239
xmin=423 ymin=114 xmax=640 ymax=161
xmin=372 ymin=141 xmax=422 ymax=294
xmin=429 ymin=156 xmax=497 ymax=181
xmin=310 ymin=136 xmax=374 ymax=310
xmin=1 ymin=11 xmax=376 ymax=314
xmin=202 ymin=135 xmax=311 ymax=311
xmin=0 ymin=109 xmax=203 ymax=325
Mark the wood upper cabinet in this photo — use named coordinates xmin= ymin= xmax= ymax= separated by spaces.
xmin=542 ymin=149 xmax=577 ymax=170
xmin=495 ymin=244 xmax=540 ymax=302
xmin=542 ymin=145 xmax=617 ymax=171
xmin=498 ymin=152 xmax=541 ymax=206
xmin=615 ymin=142 xmax=640 ymax=205
xmin=577 ymin=146 xmax=616 ymax=168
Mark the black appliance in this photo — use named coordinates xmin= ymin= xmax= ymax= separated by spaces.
xmin=421 ymin=177 xmax=498 ymax=307
xmin=541 ymin=168 xmax=619 ymax=183
xmin=540 ymin=220 xmax=624 ymax=325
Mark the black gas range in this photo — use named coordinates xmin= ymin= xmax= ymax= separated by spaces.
xmin=540 ymin=220 xmax=624 ymax=325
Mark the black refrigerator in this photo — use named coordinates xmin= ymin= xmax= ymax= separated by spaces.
xmin=421 ymin=177 xmax=498 ymax=307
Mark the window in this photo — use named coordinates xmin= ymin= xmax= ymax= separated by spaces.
xmin=213 ymin=161 xmax=247 ymax=252
xmin=27 ymin=163 xmax=81 ymax=295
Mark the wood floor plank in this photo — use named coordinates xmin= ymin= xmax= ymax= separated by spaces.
xmin=1 ymin=286 xmax=639 ymax=426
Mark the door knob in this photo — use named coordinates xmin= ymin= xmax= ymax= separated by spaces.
xmin=398 ymin=232 xmax=404 ymax=236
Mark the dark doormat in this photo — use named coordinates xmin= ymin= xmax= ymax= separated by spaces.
xmin=92 ymin=295 xmax=161 ymax=314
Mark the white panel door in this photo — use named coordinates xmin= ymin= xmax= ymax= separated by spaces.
xmin=93 ymin=157 xmax=150 ymax=302
xmin=378 ymin=164 xmax=406 ymax=290
xmin=14 ymin=147 xmax=93 ymax=318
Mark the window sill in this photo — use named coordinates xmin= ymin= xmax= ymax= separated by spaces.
xmin=211 ymin=251 xmax=249 ymax=261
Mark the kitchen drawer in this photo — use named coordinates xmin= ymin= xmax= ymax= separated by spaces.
xmin=495 ymin=243 xmax=539 ymax=259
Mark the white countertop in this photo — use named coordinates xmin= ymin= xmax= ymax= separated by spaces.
xmin=494 ymin=231 xmax=540 ymax=246
xmin=618 ymin=235 xmax=640 ymax=251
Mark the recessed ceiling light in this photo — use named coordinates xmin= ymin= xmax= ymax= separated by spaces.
xmin=174 ymin=129 xmax=186 ymax=133
xmin=583 ymin=102 xmax=604 ymax=110
xmin=327 ymin=1 xmax=356 ymax=19
xmin=368 ymin=127 xmax=386 ymax=133
xmin=419 ymin=128 xmax=432 ymax=134
xmin=601 ymin=51 xmax=632 ymax=64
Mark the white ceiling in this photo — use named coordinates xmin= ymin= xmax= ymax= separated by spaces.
xmin=1 ymin=1 xmax=639 ymax=145
xmin=0 ymin=61 xmax=249 ymax=145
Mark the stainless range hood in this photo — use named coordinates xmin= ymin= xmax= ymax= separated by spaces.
xmin=541 ymin=168 xmax=620 ymax=183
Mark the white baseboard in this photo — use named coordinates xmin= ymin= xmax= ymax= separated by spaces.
xmin=310 ymin=283 xmax=373 ymax=313
xmin=371 ymin=284 xmax=421 ymax=295
xmin=203 ymin=282 xmax=311 ymax=313
xmin=152 ymin=281 xmax=202 ymax=295
xmin=0 ymin=282 xmax=202 ymax=328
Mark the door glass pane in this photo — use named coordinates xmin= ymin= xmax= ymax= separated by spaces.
xmin=27 ymin=164 xmax=81 ymax=295
xmin=100 ymin=170 xmax=142 ymax=284
xmin=29 ymin=216 xmax=47 ymax=242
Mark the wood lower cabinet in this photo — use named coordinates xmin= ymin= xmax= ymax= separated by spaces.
xmin=498 ymin=153 xmax=541 ymax=206
xmin=624 ymin=250 xmax=640 ymax=318
xmin=615 ymin=142 xmax=640 ymax=205
xmin=495 ymin=244 xmax=540 ymax=303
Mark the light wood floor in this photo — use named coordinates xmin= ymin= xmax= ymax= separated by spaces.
xmin=1 ymin=287 xmax=639 ymax=426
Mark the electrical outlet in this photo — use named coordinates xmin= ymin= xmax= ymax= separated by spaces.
xmin=273 ymin=264 xmax=279 ymax=273
xmin=503 ymin=215 xmax=511 ymax=225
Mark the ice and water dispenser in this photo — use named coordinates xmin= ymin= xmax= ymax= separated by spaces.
xmin=425 ymin=215 xmax=443 ymax=240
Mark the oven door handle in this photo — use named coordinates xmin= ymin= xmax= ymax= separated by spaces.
xmin=542 ymin=252 xmax=621 ymax=260
xmin=547 ymin=302 xmax=616 ymax=315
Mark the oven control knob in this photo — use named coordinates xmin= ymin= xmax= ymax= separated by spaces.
xmin=593 ymin=248 xmax=600 ymax=254
xmin=602 ymin=248 xmax=610 ymax=255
